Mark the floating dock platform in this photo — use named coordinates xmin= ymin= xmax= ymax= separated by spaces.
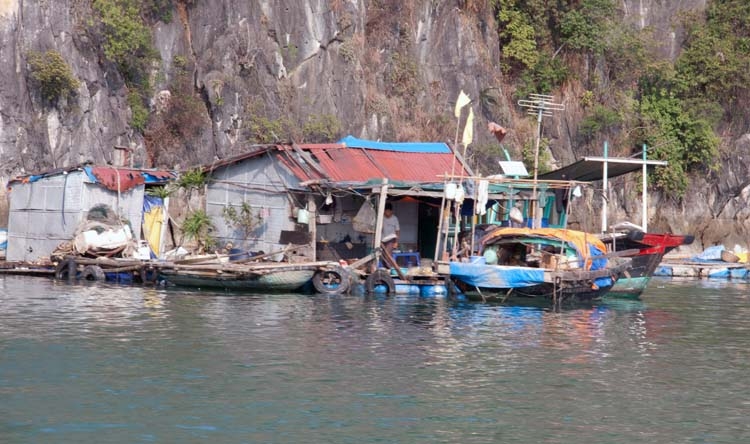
xmin=654 ymin=260 xmax=750 ymax=279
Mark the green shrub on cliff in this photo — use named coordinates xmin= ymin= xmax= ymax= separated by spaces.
xmin=92 ymin=0 xmax=156 ymax=86
xmin=27 ymin=50 xmax=80 ymax=104
xmin=302 ymin=114 xmax=342 ymax=143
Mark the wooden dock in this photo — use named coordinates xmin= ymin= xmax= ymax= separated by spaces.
xmin=654 ymin=259 xmax=750 ymax=279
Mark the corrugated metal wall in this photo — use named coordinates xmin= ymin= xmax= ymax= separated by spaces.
xmin=6 ymin=171 xmax=145 ymax=262
xmin=7 ymin=172 xmax=85 ymax=262
xmin=206 ymin=154 xmax=305 ymax=256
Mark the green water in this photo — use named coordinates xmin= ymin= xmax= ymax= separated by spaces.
xmin=1 ymin=276 xmax=749 ymax=443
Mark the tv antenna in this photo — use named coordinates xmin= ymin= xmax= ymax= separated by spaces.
xmin=517 ymin=94 xmax=565 ymax=228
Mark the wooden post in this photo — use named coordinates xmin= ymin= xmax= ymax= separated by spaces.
xmin=433 ymin=177 xmax=448 ymax=264
xmin=642 ymin=143 xmax=648 ymax=232
xmin=308 ymin=194 xmax=317 ymax=261
xmin=469 ymin=182 xmax=478 ymax=256
xmin=601 ymin=141 xmax=609 ymax=234
xmin=373 ymin=179 xmax=389 ymax=268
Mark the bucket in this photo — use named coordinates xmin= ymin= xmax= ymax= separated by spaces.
xmin=445 ymin=183 xmax=457 ymax=200
xmin=296 ymin=208 xmax=309 ymax=224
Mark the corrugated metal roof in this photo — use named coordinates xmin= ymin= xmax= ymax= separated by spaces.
xmin=204 ymin=139 xmax=470 ymax=187
xmin=290 ymin=145 xmax=468 ymax=184
xmin=7 ymin=165 xmax=175 ymax=191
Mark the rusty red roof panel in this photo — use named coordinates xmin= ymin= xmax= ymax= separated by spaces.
xmin=90 ymin=167 xmax=175 ymax=192
xmin=304 ymin=147 xmax=467 ymax=183
xmin=204 ymin=142 xmax=469 ymax=186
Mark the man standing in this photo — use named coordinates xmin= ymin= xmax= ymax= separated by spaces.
xmin=381 ymin=202 xmax=400 ymax=256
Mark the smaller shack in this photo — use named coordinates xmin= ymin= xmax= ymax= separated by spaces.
xmin=5 ymin=166 xmax=174 ymax=262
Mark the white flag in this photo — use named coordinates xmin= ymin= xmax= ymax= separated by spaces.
xmin=454 ymin=90 xmax=470 ymax=118
xmin=462 ymin=107 xmax=474 ymax=146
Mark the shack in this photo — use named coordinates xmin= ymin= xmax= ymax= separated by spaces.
xmin=5 ymin=166 xmax=174 ymax=262
xmin=202 ymin=136 xmax=472 ymax=267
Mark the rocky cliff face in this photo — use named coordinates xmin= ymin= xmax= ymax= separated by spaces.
xmin=0 ymin=0 xmax=745 ymax=251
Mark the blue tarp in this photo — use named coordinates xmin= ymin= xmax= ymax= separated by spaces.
xmin=690 ymin=245 xmax=724 ymax=262
xmin=339 ymin=135 xmax=451 ymax=153
xmin=142 ymin=195 xmax=164 ymax=213
xmin=449 ymin=262 xmax=546 ymax=288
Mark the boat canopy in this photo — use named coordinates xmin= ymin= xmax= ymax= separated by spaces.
xmin=481 ymin=227 xmax=607 ymax=270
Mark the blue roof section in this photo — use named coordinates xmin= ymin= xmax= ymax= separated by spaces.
xmin=339 ymin=135 xmax=451 ymax=154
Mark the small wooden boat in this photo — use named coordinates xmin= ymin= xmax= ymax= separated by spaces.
xmin=159 ymin=261 xmax=349 ymax=293
xmin=449 ymin=227 xmax=632 ymax=303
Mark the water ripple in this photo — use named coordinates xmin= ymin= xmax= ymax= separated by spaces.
xmin=1 ymin=276 xmax=750 ymax=443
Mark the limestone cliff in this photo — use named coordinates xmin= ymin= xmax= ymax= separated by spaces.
xmin=0 ymin=0 xmax=745 ymax=251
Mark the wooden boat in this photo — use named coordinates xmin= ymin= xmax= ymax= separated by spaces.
xmin=600 ymin=224 xmax=694 ymax=298
xmin=449 ymin=227 xmax=632 ymax=303
xmin=159 ymin=261 xmax=349 ymax=293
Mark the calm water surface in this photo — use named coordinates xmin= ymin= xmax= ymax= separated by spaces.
xmin=1 ymin=275 xmax=749 ymax=443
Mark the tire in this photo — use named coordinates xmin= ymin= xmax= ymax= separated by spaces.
xmin=365 ymin=268 xmax=395 ymax=294
xmin=140 ymin=267 xmax=158 ymax=285
xmin=80 ymin=265 xmax=106 ymax=281
xmin=312 ymin=266 xmax=351 ymax=295
xmin=54 ymin=258 xmax=76 ymax=280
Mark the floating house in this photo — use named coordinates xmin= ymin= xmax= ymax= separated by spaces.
xmin=5 ymin=166 xmax=175 ymax=262
xmin=202 ymin=136 xmax=473 ymax=266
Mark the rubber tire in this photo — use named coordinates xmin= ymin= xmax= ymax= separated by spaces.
xmin=312 ymin=266 xmax=351 ymax=295
xmin=140 ymin=267 xmax=158 ymax=285
xmin=80 ymin=265 xmax=106 ymax=281
xmin=54 ymin=258 xmax=76 ymax=280
xmin=365 ymin=268 xmax=395 ymax=294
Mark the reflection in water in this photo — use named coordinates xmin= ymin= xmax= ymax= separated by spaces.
xmin=1 ymin=276 xmax=750 ymax=443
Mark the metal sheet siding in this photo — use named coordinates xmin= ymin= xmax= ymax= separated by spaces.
xmin=6 ymin=172 xmax=87 ymax=262
xmin=6 ymin=171 xmax=146 ymax=262
xmin=206 ymin=155 xmax=299 ymax=254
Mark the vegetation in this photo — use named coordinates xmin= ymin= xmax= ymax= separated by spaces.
xmin=177 ymin=168 xmax=207 ymax=190
xmin=144 ymin=63 xmax=207 ymax=166
xmin=146 ymin=185 xmax=172 ymax=198
xmin=222 ymin=202 xmax=263 ymax=241
xmin=579 ymin=105 xmax=621 ymax=142
xmin=485 ymin=0 xmax=746 ymax=199
xmin=127 ymin=90 xmax=149 ymax=131
xmin=387 ymin=52 xmax=419 ymax=100
xmin=521 ymin=138 xmax=552 ymax=175
xmin=92 ymin=0 xmax=156 ymax=86
xmin=181 ymin=209 xmax=215 ymax=253
xmin=302 ymin=114 xmax=342 ymax=143
xmin=242 ymin=99 xmax=295 ymax=144
xmin=27 ymin=50 xmax=80 ymax=104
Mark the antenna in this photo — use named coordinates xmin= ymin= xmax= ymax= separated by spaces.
xmin=517 ymin=94 xmax=565 ymax=228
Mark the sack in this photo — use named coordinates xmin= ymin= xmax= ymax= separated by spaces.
xmin=353 ymin=200 xmax=376 ymax=233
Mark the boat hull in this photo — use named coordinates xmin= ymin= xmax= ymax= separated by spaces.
xmin=449 ymin=262 xmax=621 ymax=302
xmin=604 ymin=232 xmax=694 ymax=298
xmin=160 ymin=269 xmax=315 ymax=292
